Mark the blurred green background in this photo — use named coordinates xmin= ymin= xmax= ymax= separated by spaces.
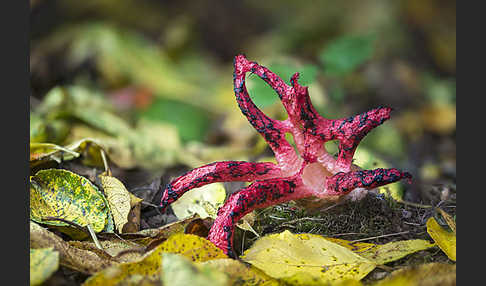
xmin=30 ymin=0 xmax=456 ymax=202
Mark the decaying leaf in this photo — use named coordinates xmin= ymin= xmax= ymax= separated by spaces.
xmin=83 ymin=233 xmax=226 ymax=285
xmin=161 ymin=253 xmax=228 ymax=286
xmin=30 ymin=247 xmax=60 ymax=286
xmin=99 ymin=174 xmax=132 ymax=233
xmin=236 ymin=211 xmax=260 ymax=237
xmin=30 ymin=142 xmax=80 ymax=167
xmin=241 ymin=230 xmax=376 ymax=284
xmin=374 ymin=262 xmax=456 ymax=286
xmin=30 ymin=222 xmax=114 ymax=274
xmin=198 ymin=258 xmax=279 ymax=286
xmin=123 ymin=193 xmax=143 ymax=233
xmin=426 ymin=217 xmax=456 ymax=261
xmin=171 ymin=183 xmax=226 ymax=220
xmin=30 ymin=169 xmax=114 ymax=236
xmin=69 ymin=239 xmax=145 ymax=263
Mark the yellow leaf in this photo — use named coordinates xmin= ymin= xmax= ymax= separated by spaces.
xmin=99 ymin=175 xmax=132 ymax=233
xmin=427 ymin=217 xmax=456 ymax=261
xmin=30 ymin=247 xmax=59 ymax=286
xmin=171 ymin=183 xmax=226 ymax=220
xmin=198 ymin=258 xmax=279 ymax=286
xmin=323 ymin=237 xmax=435 ymax=265
xmin=83 ymin=233 xmax=226 ymax=285
xmin=358 ymin=239 xmax=435 ymax=265
xmin=30 ymin=169 xmax=114 ymax=235
xmin=158 ymin=233 xmax=227 ymax=261
xmin=241 ymin=230 xmax=376 ymax=285
xmin=374 ymin=262 xmax=456 ymax=286
xmin=436 ymin=208 xmax=456 ymax=234
xmin=161 ymin=253 xmax=228 ymax=286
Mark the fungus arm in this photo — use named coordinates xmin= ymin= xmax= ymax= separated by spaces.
xmin=160 ymin=161 xmax=282 ymax=211
xmin=207 ymin=176 xmax=310 ymax=257
xmin=325 ymin=168 xmax=412 ymax=196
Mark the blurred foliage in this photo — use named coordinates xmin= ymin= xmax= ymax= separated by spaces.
xmin=30 ymin=0 xmax=455 ymax=196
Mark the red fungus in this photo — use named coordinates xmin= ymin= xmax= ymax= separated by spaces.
xmin=160 ymin=54 xmax=411 ymax=257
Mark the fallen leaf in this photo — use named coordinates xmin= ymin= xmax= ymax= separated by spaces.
xmin=374 ymin=262 xmax=456 ymax=286
xmin=161 ymin=253 xmax=228 ymax=286
xmin=123 ymin=193 xmax=143 ymax=233
xmin=69 ymin=238 xmax=145 ymax=263
xmin=436 ymin=208 xmax=456 ymax=234
xmin=241 ymin=230 xmax=376 ymax=284
xmin=99 ymin=174 xmax=132 ymax=233
xmin=30 ymin=247 xmax=59 ymax=286
xmin=171 ymin=183 xmax=226 ymax=220
xmin=30 ymin=169 xmax=114 ymax=236
xmin=426 ymin=217 xmax=456 ymax=261
xmin=236 ymin=211 xmax=260 ymax=237
xmin=198 ymin=258 xmax=279 ymax=286
xmin=30 ymin=222 xmax=114 ymax=274
xmin=324 ymin=237 xmax=435 ymax=265
xmin=30 ymin=142 xmax=79 ymax=167
xmin=358 ymin=239 xmax=435 ymax=265
xmin=83 ymin=233 xmax=226 ymax=285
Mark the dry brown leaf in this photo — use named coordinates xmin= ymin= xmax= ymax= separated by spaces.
xmin=30 ymin=221 xmax=115 ymax=274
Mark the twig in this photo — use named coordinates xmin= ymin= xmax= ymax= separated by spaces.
xmin=396 ymin=200 xmax=433 ymax=209
xmin=350 ymin=231 xmax=410 ymax=242
xmin=87 ymin=224 xmax=104 ymax=251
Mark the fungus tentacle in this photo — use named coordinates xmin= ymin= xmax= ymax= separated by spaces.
xmin=325 ymin=168 xmax=412 ymax=196
xmin=160 ymin=161 xmax=282 ymax=211
xmin=233 ymin=55 xmax=300 ymax=170
xmin=207 ymin=176 xmax=310 ymax=257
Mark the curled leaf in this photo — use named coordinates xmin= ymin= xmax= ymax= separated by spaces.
xmin=99 ymin=174 xmax=132 ymax=233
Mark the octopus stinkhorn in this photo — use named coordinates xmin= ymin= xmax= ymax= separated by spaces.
xmin=160 ymin=54 xmax=411 ymax=257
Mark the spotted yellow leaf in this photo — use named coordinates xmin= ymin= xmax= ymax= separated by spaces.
xmin=30 ymin=169 xmax=114 ymax=234
xmin=427 ymin=217 xmax=456 ymax=261
xmin=83 ymin=233 xmax=226 ymax=285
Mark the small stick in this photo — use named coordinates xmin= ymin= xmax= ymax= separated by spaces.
xmin=87 ymin=224 xmax=104 ymax=251
xmin=350 ymin=231 xmax=410 ymax=242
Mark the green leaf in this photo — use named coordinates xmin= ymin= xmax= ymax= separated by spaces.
xmin=30 ymin=169 xmax=114 ymax=235
xmin=138 ymin=98 xmax=211 ymax=142
xmin=319 ymin=34 xmax=376 ymax=76
xmin=30 ymin=248 xmax=59 ymax=286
